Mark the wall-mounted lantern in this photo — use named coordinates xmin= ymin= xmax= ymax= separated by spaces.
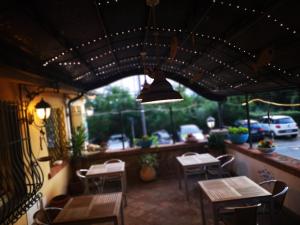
xmin=206 ymin=116 xmax=216 ymax=129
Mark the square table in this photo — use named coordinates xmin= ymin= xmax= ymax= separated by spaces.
xmin=53 ymin=192 xmax=124 ymax=225
xmin=86 ymin=162 xmax=127 ymax=205
xmin=198 ymin=176 xmax=272 ymax=225
xmin=176 ymin=153 xmax=220 ymax=201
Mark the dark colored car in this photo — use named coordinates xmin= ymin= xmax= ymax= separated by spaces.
xmin=152 ymin=130 xmax=172 ymax=145
xmin=234 ymin=120 xmax=270 ymax=141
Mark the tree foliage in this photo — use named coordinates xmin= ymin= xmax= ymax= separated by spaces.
xmin=86 ymin=86 xmax=300 ymax=144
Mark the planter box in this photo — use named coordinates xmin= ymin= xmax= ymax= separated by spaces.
xmin=257 ymin=146 xmax=275 ymax=154
xmin=137 ymin=140 xmax=152 ymax=148
xmin=229 ymin=133 xmax=249 ymax=144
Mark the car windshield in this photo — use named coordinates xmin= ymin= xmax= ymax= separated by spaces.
xmin=239 ymin=120 xmax=258 ymax=125
xmin=181 ymin=125 xmax=200 ymax=134
xmin=159 ymin=132 xmax=169 ymax=138
xmin=274 ymin=118 xmax=294 ymax=124
xmin=109 ymin=135 xmax=126 ymax=141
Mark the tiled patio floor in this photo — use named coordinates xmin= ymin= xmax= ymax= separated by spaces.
xmin=124 ymin=178 xmax=203 ymax=225
xmin=117 ymin=177 xmax=299 ymax=225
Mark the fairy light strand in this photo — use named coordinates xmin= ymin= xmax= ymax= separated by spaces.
xmin=242 ymin=98 xmax=300 ymax=107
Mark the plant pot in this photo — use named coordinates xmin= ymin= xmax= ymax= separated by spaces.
xmin=140 ymin=166 xmax=156 ymax=182
xmin=229 ymin=133 xmax=249 ymax=144
xmin=48 ymin=194 xmax=70 ymax=208
xmin=257 ymin=146 xmax=275 ymax=154
xmin=137 ymin=140 xmax=153 ymax=148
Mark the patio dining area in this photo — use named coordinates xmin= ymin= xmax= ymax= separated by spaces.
xmin=1 ymin=0 xmax=300 ymax=225
xmin=38 ymin=142 xmax=297 ymax=225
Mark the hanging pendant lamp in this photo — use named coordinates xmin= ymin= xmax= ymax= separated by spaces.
xmin=141 ymin=77 xmax=183 ymax=104
xmin=136 ymin=79 xmax=150 ymax=102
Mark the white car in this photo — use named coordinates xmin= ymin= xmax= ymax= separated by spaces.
xmin=178 ymin=124 xmax=204 ymax=141
xmin=107 ymin=134 xmax=130 ymax=150
xmin=260 ymin=115 xmax=298 ymax=138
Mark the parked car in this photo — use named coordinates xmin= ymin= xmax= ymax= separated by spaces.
xmin=234 ymin=119 xmax=270 ymax=141
xmin=178 ymin=124 xmax=204 ymax=141
xmin=107 ymin=134 xmax=130 ymax=150
xmin=152 ymin=130 xmax=172 ymax=145
xmin=260 ymin=115 xmax=298 ymax=138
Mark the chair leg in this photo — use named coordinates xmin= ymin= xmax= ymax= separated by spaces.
xmin=183 ymin=172 xmax=189 ymax=201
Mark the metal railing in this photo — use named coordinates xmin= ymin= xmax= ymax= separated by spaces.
xmin=0 ymin=101 xmax=44 ymax=225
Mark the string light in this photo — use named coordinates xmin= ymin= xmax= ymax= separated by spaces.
xmin=43 ymin=26 xmax=256 ymax=67
xmin=242 ymin=98 xmax=300 ymax=107
xmin=96 ymin=0 xmax=119 ymax=6
xmin=67 ymin=40 xmax=257 ymax=85
xmin=211 ymin=0 xmax=297 ymax=35
xmin=75 ymin=55 xmax=251 ymax=91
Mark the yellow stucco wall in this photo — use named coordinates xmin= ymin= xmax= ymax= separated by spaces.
xmin=0 ymin=79 xmax=72 ymax=225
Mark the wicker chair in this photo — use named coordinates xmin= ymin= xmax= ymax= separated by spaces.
xmin=76 ymin=169 xmax=103 ymax=194
xmin=221 ymin=203 xmax=261 ymax=225
xmin=206 ymin=154 xmax=235 ymax=178
xmin=102 ymin=159 xmax=124 ymax=184
xmin=259 ymin=180 xmax=288 ymax=224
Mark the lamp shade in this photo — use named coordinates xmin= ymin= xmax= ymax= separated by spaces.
xmin=206 ymin=116 xmax=215 ymax=129
xmin=136 ymin=81 xmax=150 ymax=102
xmin=35 ymin=98 xmax=51 ymax=120
xmin=86 ymin=106 xmax=94 ymax=116
xmin=141 ymin=78 xmax=183 ymax=104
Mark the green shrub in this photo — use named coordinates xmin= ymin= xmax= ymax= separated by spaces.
xmin=139 ymin=153 xmax=158 ymax=168
xmin=208 ymin=133 xmax=226 ymax=153
xmin=228 ymin=127 xmax=248 ymax=134
xmin=70 ymin=126 xmax=87 ymax=158
xmin=134 ymin=135 xmax=158 ymax=146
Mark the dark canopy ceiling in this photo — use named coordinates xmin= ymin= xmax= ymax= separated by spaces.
xmin=1 ymin=0 xmax=300 ymax=101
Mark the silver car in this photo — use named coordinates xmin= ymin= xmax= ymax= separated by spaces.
xmin=152 ymin=130 xmax=172 ymax=145
xmin=107 ymin=134 xmax=130 ymax=150
xmin=260 ymin=115 xmax=298 ymax=138
xmin=178 ymin=124 xmax=204 ymax=141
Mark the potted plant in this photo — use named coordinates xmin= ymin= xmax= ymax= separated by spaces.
xmin=228 ymin=127 xmax=249 ymax=144
xmin=68 ymin=126 xmax=87 ymax=194
xmin=257 ymin=139 xmax=276 ymax=154
xmin=208 ymin=133 xmax=226 ymax=156
xmin=139 ymin=153 xmax=158 ymax=182
xmin=70 ymin=126 xmax=86 ymax=160
xmin=135 ymin=135 xmax=157 ymax=148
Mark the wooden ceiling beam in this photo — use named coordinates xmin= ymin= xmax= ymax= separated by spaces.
xmin=0 ymin=38 xmax=82 ymax=89
xmin=180 ymin=1 xmax=284 ymax=86
xmin=18 ymin=0 xmax=97 ymax=78
xmin=93 ymin=1 xmax=121 ymax=72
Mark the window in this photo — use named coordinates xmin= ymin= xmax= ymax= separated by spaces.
xmin=274 ymin=118 xmax=294 ymax=124
xmin=46 ymin=108 xmax=68 ymax=165
xmin=0 ymin=101 xmax=43 ymax=225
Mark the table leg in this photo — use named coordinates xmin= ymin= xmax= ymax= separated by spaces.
xmin=177 ymin=163 xmax=182 ymax=190
xmin=199 ymin=190 xmax=206 ymax=225
xmin=270 ymin=199 xmax=274 ymax=225
xmin=212 ymin=204 xmax=219 ymax=225
xmin=113 ymin=217 xmax=119 ymax=225
xmin=121 ymin=172 xmax=127 ymax=207
xmin=183 ymin=169 xmax=189 ymax=201
xmin=218 ymin=165 xmax=222 ymax=178
xmin=120 ymin=198 xmax=125 ymax=225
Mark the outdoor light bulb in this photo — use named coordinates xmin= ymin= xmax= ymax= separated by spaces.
xmin=207 ymin=121 xmax=215 ymax=129
xmin=36 ymin=107 xmax=51 ymax=120
xmin=86 ymin=107 xmax=94 ymax=116
xmin=35 ymin=98 xmax=51 ymax=121
xmin=206 ymin=117 xmax=216 ymax=129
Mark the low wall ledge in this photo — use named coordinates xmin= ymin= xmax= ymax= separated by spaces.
xmin=226 ymin=141 xmax=300 ymax=178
